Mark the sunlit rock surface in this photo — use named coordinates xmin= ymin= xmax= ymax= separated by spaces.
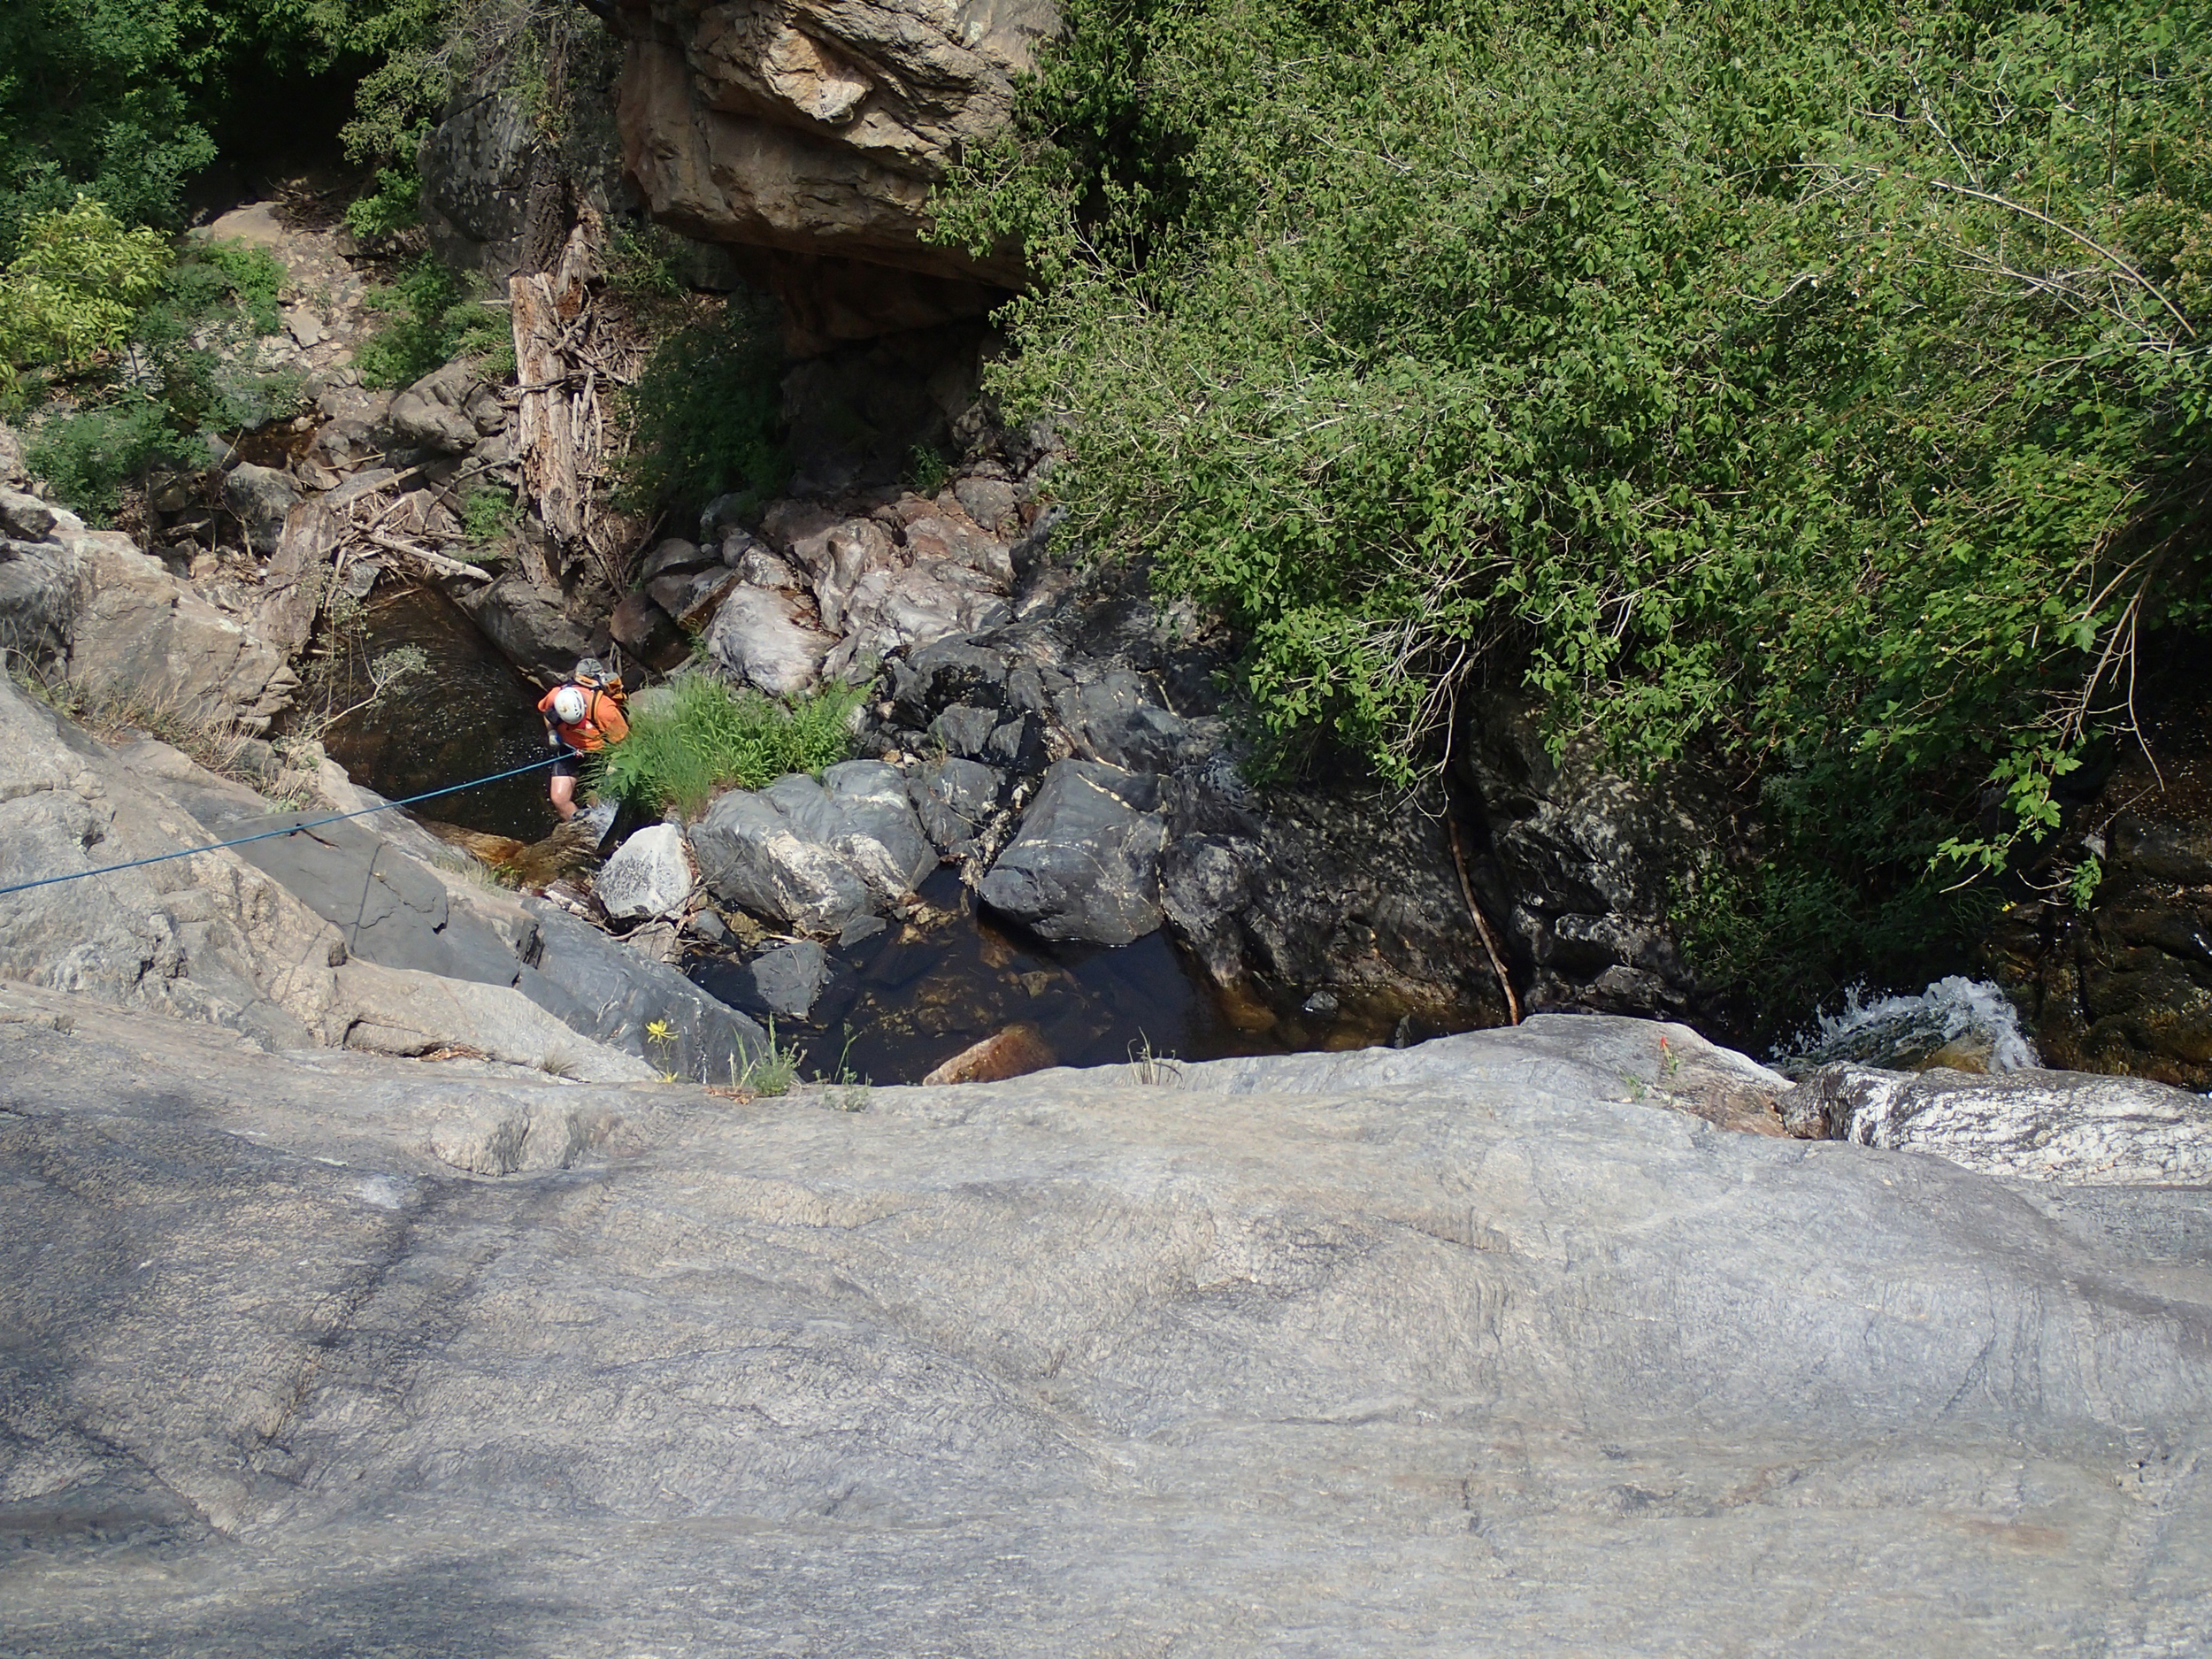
xmin=4 ymin=991 xmax=2208 ymax=1655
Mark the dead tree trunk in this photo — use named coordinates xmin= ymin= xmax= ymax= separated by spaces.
xmin=509 ymin=211 xmax=602 ymax=588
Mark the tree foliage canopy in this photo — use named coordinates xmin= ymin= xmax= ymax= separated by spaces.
xmin=936 ymin=0 xmax=2212 ymax=1009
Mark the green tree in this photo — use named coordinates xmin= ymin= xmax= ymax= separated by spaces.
xmin=934 ymin=0 xmax=2212 ymax=1021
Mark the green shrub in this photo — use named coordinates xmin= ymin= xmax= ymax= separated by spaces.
xmin=459 ymin=483 xmax=518 ymax=544
xmin=357 ymin=256 xmax=513 ymax=388
xmin=129 ymin=239 xmax=301 ymax=433
xmin=616 ymin=293 xmax=787 ymax=527
xmin=936 ymin=0 xmax=2212 ymax=1021
xmin=24 ymin=402 xmax=198 ymax=520
xmin=0 ymin=196 xmax=170 ymax=379
xmin=345 ymin=165 xmax=424 ymax=247
xmin=592 ymin=673 xmax=867 ymax=818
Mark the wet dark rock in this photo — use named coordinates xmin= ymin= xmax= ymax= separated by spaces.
xmin=978 ymin=760 xmax=1167 ymax=946
xmin=1157 ymin=833 xmax=1256 ymax=985
xmin=419 ymin=80 xmax=541 ymax=274
xmin=1058 ymin=668 xmax=1206 ymax=772
xmin=839 ymin=913 xmax=887 ymax=948
xmin=610 ymin=589 xmax=690 ymax=671
xmin=522 ymin=899 xmax=767 ymax=1083
xmin=1461 ymin=693 xmax=1740 ymax=1017
xmin=1983 ymin=665 xmax=2212 ymax=1090
xmin=908 ymin=757 xmax=1002 ymax=858
xmin=452 ymin=570 xmax=595 ymax=683
xmin=220 ymin=463 xmax=303 ymax=555
xmin=749 ymin=939 xmax=830 ymax=1020
xmin=929 ymin=702 xmax=1001 ymax=760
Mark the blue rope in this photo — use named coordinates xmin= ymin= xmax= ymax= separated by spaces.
xmin=0 ymin=755 xmax=566 ymax=900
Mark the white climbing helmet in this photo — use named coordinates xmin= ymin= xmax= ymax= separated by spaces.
xmin=551 ymin=685 xmax=588 ymax=725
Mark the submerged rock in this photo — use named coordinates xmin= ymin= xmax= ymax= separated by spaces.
xmin=919 ymin=1020 xmax=1055 ymax=1085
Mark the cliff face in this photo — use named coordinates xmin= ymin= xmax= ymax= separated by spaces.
xmin=616 ymin=0 xmax=1056 ymax=342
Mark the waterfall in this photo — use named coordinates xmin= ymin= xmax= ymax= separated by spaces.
xmin=1778 ymin=976 xmax=2039 ymax=1075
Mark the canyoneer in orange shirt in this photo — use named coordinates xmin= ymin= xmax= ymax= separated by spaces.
xmin=536 ymin=657 xmax=630 ymax=821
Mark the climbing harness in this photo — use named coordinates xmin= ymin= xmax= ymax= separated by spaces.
xmin=0 ymin=755 xmax=565 ymax=900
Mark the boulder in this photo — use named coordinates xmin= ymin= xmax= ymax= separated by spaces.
xmin=919 ymin=1020 xmax=1055 ymax=1085
xmin=452 ymin=569 xmax=595 ymax=683
xmin=609 ymin=589 xmax=690 ymax=671
xmin=819 ymin=758 xmax=934 ymax=899
xmin=0 ymin=418 xmax=24 ymax=486
xmin=1786 ymin=1061 xmax=2212 ymax=1185
xmin=690 ymin=776 xmax=878 ymax=933
xmin=0 ymin=681 xmax=342 ymax=1050
xmin=1056 ymin=668 xmax=1203 ymax=772
xmin=220 ymin=463 xmax=304 ymax=555
xmin=908 ymin=755 xmax=1002 ymax=858
xmin=0 ymin=531 xmax=76 ymax=663
xmin=335 ymin=961 xmax=654 ymax=1083
xmin=977 ymin=760 xmax=1167 ymax=945
xmin=385 ymin=361 xmax=488 ymax=454
xmin=65 ymin=531 xmax=301 ymax=732
xmin=703 ymin=584 xmax=834 ymax=696
xmin=595 ymin=823 xmax=695 ymax=921
xmin=748 ymin=938 xmax=830 ymax=1020
xmin=614 ymin=3 xmax=1056 ymax=290
xmin=522 ymin=898 xmax=770 ymax=1086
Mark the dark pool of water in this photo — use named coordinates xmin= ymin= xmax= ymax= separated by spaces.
xmin=686 ymin=869 xmax=1437 ymax=1087
xmin=313 ymin=584 xmax=560 ymax=840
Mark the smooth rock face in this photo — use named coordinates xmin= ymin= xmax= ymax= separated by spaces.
xmin=4 ymin=987 xmax=2209 ymax=1654
xmin=523 ymin=899 xmax=768 ymax=1086
xmin=977 ymin=759 xmax=1166 ymax=945
xmin=596 ymin=824 xmax=695 ymax=920
xmin=335 ymin=962 xmax=655 ymax=1082
xmin=1790 ymin=1061 xmax=2212 ymax=1185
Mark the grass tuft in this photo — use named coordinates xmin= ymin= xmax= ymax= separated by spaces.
xmin=592 ymin=673 xmax=867 ymax=819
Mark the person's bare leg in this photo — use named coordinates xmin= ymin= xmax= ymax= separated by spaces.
xmin=549 ymin=773 xmax=578 ymax=820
